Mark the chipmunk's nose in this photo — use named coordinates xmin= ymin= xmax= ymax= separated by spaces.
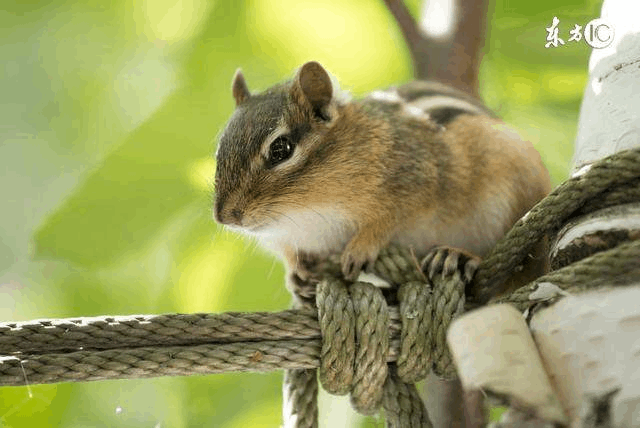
xmin=230 ymin=209 xmax=243 ymax=223
xmin=214 ymin=198 xmax=244 ymax=226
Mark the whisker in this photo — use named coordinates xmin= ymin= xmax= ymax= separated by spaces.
xmin=309 ymin=206 xmax=331 ymax=228
xmin=280 ymin=212 xmax=302 ymax=233
xmin=263 ymin=204 xmax=303 ymax=234
xmin=247 ymin=239 xmax=260 ymax=258
xmin=20 ymin=360 xmax=32 ymax=398
xmin=267 ymin=257 xmax=278 ymax=280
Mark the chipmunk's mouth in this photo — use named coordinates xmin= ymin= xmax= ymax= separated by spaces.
xmin=241 ymin=220 xmax=274 ymax=234
xmin=244 ymin=218 xmax=294 ymax=239
xmin=245 ymin=224 xmax=265 ymax=233
xmin=240 ymin=211 xmax=288 ymax=235
xmin=222 ymin=223 xmax=271 ymax=240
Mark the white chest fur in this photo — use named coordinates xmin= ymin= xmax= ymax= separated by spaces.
xmin=251 ymin=207 xmax=354 ymax=256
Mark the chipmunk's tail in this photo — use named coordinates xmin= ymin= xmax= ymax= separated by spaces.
xmin=382 ymin=0 xmax=489 ymax=97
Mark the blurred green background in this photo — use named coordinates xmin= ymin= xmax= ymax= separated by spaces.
xmin=0 ymin=0 xmax=600 ymax=426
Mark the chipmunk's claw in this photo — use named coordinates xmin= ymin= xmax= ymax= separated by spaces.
xmin=284 ymin=249 xmax=320 ymax=284
xmin=341 ymin=245 xmax=379 ymax=282
xmin=292 ymin=264 xmax=313 ymax=282
xmin=287 ymin=271 xmax=320 ymax=305
xmin=421 ymin=247 xmax=480 ymax=284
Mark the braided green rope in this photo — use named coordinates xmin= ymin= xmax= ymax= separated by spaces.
xmin=472 ymin=147 xmax=640 ymax=303
xmin=287 ymin=270 xmax=465 ymax=424
xmin=283 ymin=148 xmax=640 ymax=426
xmin=382 ymin=365 xmax=433 ymax=427
xmin=316 ymin=278 xmax=356 ymax=395
xmin=394 ymin=272 xmax=465 ymax=382
xmin=283 ymin=369 xmax=318 ymax=428
xmin=396 ymin=281 xmax=432 ymax=382
xmin=0 ymin=310 xmax=321 ymax=354
xmin=0 ymin=147 xmax=638 ymax=427
xmin=430 ymin=271 xmax=466 ymax=378
xmin=350 ymin=282 xmax=389 ymax=415
xmin=496 ymin=240 xmax=640 ymax=312
xmin=372 ymin=246 xmax=425 ymax=286
xmin=576 ymin=178 xmax=640 ymax=217
xmin=0 ymin=340 xmax=322 ymax=385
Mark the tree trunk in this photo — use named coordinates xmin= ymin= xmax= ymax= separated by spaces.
xmin=528 ymin=0 xmax=640 ymax=426
xmin=448 ymin=0 xmax=640 ymax=426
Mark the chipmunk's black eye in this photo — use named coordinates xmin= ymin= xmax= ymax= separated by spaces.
xmin=268 ymin=135 xmax=294 ymax=165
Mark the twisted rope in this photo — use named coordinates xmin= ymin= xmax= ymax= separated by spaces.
xmin=497 ymin=240 xmax=640 ymax=311
xmin=280 ymin=148 xmax=640 ymax=426
xmin=472 ymin=148 xmax=640 ymax=303
xmin=382 ymin=365 xmax=433 ymax=427
xmin=1 ymin=148 xmax=639 ymax=428
xmin=316 ymin=279 xmax=355 ymax=395
xmin=283 ymin=369 xmax=318 ymax=428
xmin=430 ymin=270 xmax=466 ymax=378
xmin=1 ymin=296 xmax=464 ymax=390
xmin=0 ymin=310 xmax=320 ymax=354
xmin=284 ymin=266 xmax=465 ymax=426
xmin=350 ymin=282 xmax=389 ymax=414
xmin=0 ymin=313 xmax=407 ymax=387
xmin=396 ymin=281 xmax=432 ymax=382
xmin=0 ymin=340 xmax=321 ymax=385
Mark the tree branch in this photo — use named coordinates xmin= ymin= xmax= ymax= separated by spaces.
xmin=382 ymin=0 xmax=489 ymax=96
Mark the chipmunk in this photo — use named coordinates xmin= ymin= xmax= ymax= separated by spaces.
xmin=213 ymin=61 xmax=551 ymax=297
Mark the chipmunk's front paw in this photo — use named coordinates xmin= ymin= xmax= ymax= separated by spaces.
xmin=284 ymin=249 xmax=318 ymax=283
xmin=291 ymin=263 xmax=313 ymax=283
xmin=341 ymin=241 xmax=380 ymax=281
xmin=287 ymin=270 xmax=319 ymax=305
xmin=421 ymin=247 xmax=480 ymax=283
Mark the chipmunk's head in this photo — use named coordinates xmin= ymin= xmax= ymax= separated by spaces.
xmin=214 ymin=62 xmax=352 ymax=241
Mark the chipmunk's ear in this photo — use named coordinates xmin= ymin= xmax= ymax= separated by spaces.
xmin=292 ymin=61 xmax=333 ymax=117
xmin=232 ymin=69 xmax=250 ymax=106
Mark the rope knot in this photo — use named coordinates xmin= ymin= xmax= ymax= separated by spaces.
xmin=396 ymin=270 xmax=466 ymax=382
xmin=316 ymin=279 xmax=389 ymax=414
xmin=313 ymin=253 xmax=467 ymax=417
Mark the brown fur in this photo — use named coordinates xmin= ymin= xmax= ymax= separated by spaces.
xmin=214 ymin=62 xmax=551 ymax=285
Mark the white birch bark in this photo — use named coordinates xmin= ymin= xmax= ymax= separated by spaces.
xmin=533 ymin=0 xmax=640 ymax=426
xmin=572 ymin=0 xmax=640 ymax=170
xmin=448 ymin=1 xmax=640 ymax=426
